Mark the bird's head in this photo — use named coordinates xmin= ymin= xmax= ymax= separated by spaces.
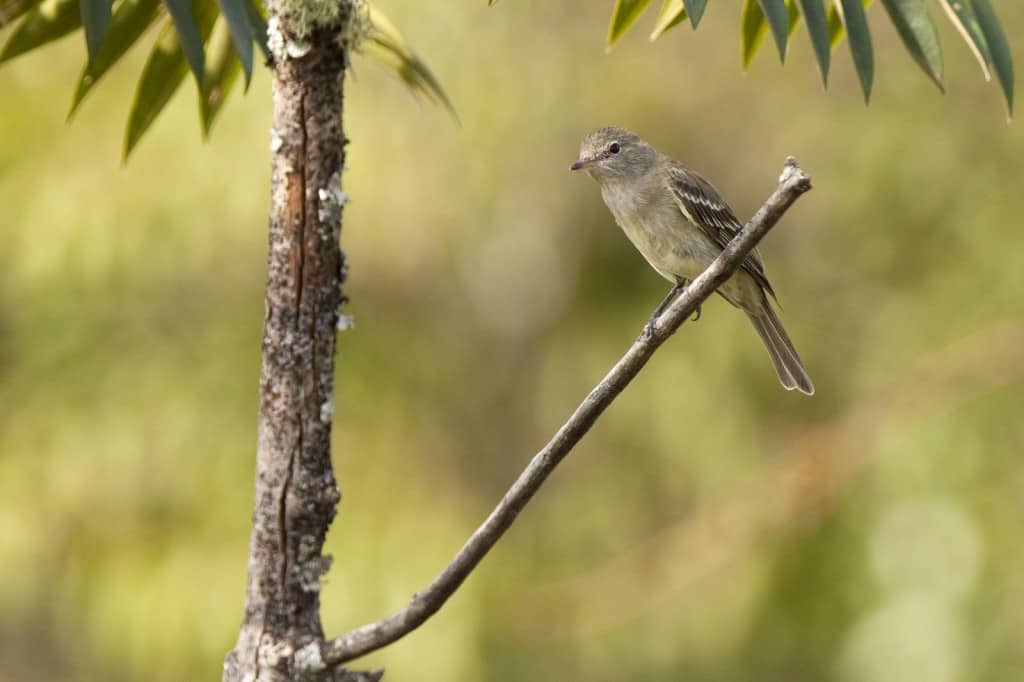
xmin=570 ymin=126 xmax=657 ymax=183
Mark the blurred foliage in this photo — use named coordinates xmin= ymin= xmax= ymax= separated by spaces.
xmin=2 ymin=1 xmax=1024 ymax=681
xmin=0 ymin=0 xmax=449 ymax=157
xmin=605 ymin=0 xmax=1013 ymax=111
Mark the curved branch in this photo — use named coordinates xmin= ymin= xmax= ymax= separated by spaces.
xmin=315 ymin=157 xmax=813 ymax=669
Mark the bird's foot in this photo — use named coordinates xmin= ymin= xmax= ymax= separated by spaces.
xmin=691 ymin=305 xmax=702 ymax=322
xmin=642 ymin=318 xmax=657 ymax=341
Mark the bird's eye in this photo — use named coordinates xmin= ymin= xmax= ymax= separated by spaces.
xmin=609 ymin=142 xmax=621 ymax=154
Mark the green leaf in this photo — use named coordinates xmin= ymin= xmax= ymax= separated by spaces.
xmin=649 ymin=0 xmax=686 ymax=41
xmin=827 ymin=0 xmax=873 ymax=50
xmin=757 ymin=0 xmax=790 ymax=61
xmin=199 ymin=17 xmax=242 ymax=134
xmin=125 ymin=18 xmax=189 ymax=157
xmin=741 ymin=0 xmax=767 ymax=68
xmin=972 ymin=0 xmax=1013 ymax=115
xmin=682 ymin=0 xmax=707 ymax=27
xmin=797 ymin=0 xmax=831 ymax=85
xmin=879 ymin=0 xmax=942 ymax=92
xmin=161 ymin=0 xmax=205 ymax=86
xmin=607 ymin=0 xmax=650 ymax=48
xmin=80 ymin=0 xmax=110 ymax=61
xmin=786 ymin=0 xmax=800 ymax=38
xmin=0 ymin=0 xmax=44 ymax=29
xmin=837 ymin=0 xmax=873 ymax=102
xmin=827 ymin=1 xmax=843 ymax=48
xmin=124 ymin=2 xmax=215 ymax=158
xmin=215 ymin=0 xmax=252 ymax=86
xmin=243 ymin=0 xmax=269 ymax=64
xmin=0 ymin=0 xmax=80 ymax=64
xmin=68 ymin=0 xmax=161 ymax=117
xmin=936 ymin=0 xmax=990 ymax=81
xmin=366 ymin=5 xmax=456 ymax=119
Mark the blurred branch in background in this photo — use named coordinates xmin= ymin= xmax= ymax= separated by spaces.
xmin=311 ymin=159 xmax=813 ymax=670
xmin=505 ymin=319 xmax=1024 ymax=637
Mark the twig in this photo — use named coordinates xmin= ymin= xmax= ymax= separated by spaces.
xmin=314 ymin=157 xmax=813 ymax=668
xmin=504 ymin=320 xmax=1024 ymax=637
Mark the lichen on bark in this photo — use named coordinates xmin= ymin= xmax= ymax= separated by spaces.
xmin=268 ymin=0 xmax=371 ymax=48
xmin=223 ymin=1 xmax=366 ymax=680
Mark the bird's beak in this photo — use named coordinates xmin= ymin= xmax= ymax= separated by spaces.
xmin=570 ymin=157 xmax=591 ymax=171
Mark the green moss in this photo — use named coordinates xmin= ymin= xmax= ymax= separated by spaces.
xmin=270 ymin=0 xmax=370 ymax=46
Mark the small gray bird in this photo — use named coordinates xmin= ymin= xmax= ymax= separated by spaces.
xmin=571 ymin=126 xmax=814 ymax=395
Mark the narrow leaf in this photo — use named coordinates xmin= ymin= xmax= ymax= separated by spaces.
xmin=0 ymin=0 xmax=80 ymax=64
xmin=243 ymin=0 xmax=269 ymax=63
xmin=827 ymin=1 xmax=843 ymax=48
xmin=649 ymin=0 xmax=686 ymax=41
xmin=124 ymin=2 xmax=215 ymax=158
xmin=199 ymin=17 xmax=242 ymax=134
xmin=827 ymin=0 xmax=872 ymax=50
xmin=837 ymin=0 xmax=873 ymax=102
xmin=879 ymin=0 xmax=943 ymax=91
xmin=80 ymin=0 xmax=110 ymax=61
xmin=757 ymin=0 xmax=790 ymax=61
xmin=69 ymin=0 xmax=161 ymax=117
xmin=125 ymin=18 xmax=189 ymax=157
xmin=366 ymin=5 xmax=456 ymax=119
xmin=972 ymin=0 xmax=1013 ymax=114
xmin=798 ymin=0 xmax=832 ymax=84
xmin=787 ymin=0 xmax=800 ymax=39
xmin=161 ymin=0 xmax=205 ymax=85
xmin=741 ymin=0 xmax=768 ymax=68
xmin=1 ymin=0 xmax=44 ymax=29
xmin=607 ymin=0 xmax=651 ymax=48
xmin=682 ymin=0 xmax=707 ymax=27
xmin=936 ymin=0 xmax=990 ymax=80
xmin=215 ymin=0 xmax=252 ymax=85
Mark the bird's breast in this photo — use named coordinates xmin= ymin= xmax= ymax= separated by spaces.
xmin=600 ymin=181 xmax=716 ymax=283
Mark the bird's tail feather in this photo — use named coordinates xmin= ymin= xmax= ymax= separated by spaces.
xmin=747 ymin=303 xmax=814 ymax=396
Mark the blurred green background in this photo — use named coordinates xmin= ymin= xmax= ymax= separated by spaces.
xmin=2 ymin=2 xmax=1024 ymax=680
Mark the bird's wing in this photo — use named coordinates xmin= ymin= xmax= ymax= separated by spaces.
xmin=664 ymin=162 xmax=775 ymax=299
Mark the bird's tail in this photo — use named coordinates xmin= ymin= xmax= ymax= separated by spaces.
xmin=746 ymin=302 xmax=814 ymax=396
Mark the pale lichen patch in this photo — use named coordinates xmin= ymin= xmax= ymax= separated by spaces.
xmin=319 ymin=395 xmax=334 ymax=423
xmin=317 ymin=171 xmax=348 ymax=225
xmin=269 ymin=0 xmax=371 ymax=50
xmin=336 ymin=313 xmax=354 ymax=331
xmin=286 ymin=37 xmax=312 ymax=59
xmin=267 ymin=16 xmax=286 ymax=58
xmin=294 ymin=641 xmax=326 ymax=675
xmin=258 ymin=638 xmax=294 ymax=668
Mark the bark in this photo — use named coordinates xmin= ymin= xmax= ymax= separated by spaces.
xmin=223 ymin=15 xmax=373 ymax=682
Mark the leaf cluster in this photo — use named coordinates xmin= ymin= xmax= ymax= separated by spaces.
xmin=604 ymin=0 xmax=1013 ymax=112
xmin=0 ymin=0 xmax=452 ymax=157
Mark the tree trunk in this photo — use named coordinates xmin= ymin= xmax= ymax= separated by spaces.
xmin=223 ymin=13 xmax=364 ymax=681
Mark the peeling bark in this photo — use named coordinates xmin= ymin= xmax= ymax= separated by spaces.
xmin=223 ymin=17 xmax=370 ymax=682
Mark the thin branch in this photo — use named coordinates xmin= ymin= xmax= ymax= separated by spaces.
xmin=315 ymin=157 xmax=813 ymax=669
xmin=504 ymin=321 xmax=1024 ymax=637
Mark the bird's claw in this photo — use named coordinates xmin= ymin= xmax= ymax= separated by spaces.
xmin=642 ymin=319 xmax=657 ymax=341
xmin=691 ymin=305 xmax=702 ymax=322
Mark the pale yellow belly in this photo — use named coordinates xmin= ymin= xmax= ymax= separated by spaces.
xmin=615 ymin=213 xmax=760 ymax=311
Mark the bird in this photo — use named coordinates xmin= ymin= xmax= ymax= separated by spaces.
xmin=570 ymin=126 xmax=814 ymax=395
